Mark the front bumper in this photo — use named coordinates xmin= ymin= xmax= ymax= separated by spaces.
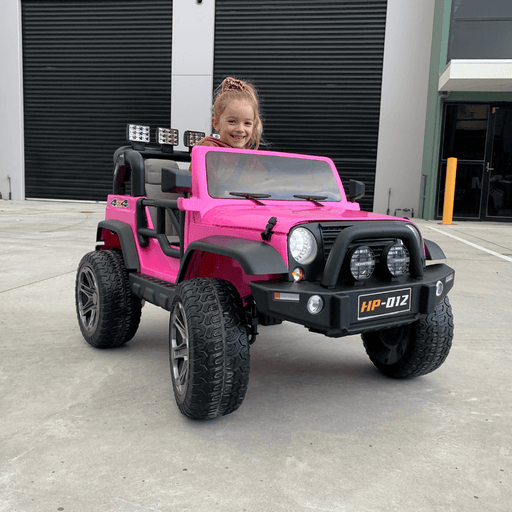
xmin=249 ymin=263 xmax=454 ymax=338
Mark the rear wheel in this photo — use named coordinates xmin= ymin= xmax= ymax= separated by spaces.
xmin=75 ymin=250 xmax=140 ymax=348
xmin=362 ymin=297 xmax=454 ymax=378
xmin=111 ymin=249 xmax=142 ymax=342
xmin=169 ymin=278 xmax=250 ymax=419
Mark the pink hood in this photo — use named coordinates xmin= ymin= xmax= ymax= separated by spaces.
xmin=202 ymin=204 xmax=402 ymax=234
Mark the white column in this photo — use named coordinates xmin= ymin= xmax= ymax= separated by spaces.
xmin=171 ymin=0 xmax=216 ymax=152
xmin=373 ymin=0 xmax=436 ymax=216
xmin=0 ymin=1 xmax=24 ymax=200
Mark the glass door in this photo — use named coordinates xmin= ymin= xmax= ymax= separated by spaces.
xmin=437 ymin=104 xmax=489 ymax=220
xmin=484 ymin=107 xmax=512 ymax=220
xmin=437 ymin=103 xmax=512 ymax=222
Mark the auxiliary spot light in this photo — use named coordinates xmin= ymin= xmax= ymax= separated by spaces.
xmin=156 ymin=127 xmax=179 ymax=146
xmin=383 ymin=241 xmax=410 ymax=277
xmin=347 ymin=245 xmax=375 ymax=281
xmin=126 ymin=124 xmax=150 ymax=144
xmin=184 ymin=130 xmax=206 ymax=147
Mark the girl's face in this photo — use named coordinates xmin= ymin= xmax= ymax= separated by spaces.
xmin=212 ymin=99 xmax=255 ymax=148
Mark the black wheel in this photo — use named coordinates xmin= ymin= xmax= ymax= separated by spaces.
xmin=75 ymin=250 xmax=141 ymax=348
xmin=111 ymin=249 xmax=142 ymax=342
xmin=169 ymin=278 xmax=250 ymax=419
xmin=362 ymin=296 xmax=454 ymax=378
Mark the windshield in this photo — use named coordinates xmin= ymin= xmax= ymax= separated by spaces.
xmin=205 ymin=152 xmax=342 ymax=201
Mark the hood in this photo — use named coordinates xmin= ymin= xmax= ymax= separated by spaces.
xmin=203 ymin=204 xmax=402 ymax=234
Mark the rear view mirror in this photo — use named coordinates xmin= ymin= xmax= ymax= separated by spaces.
xmin=347 ymin=179 xmax=365 ymax=202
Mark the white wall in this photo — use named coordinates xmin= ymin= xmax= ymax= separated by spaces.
xmin=373 ymin=0 xmax=436 ymax=216
xmin=171 ymin=0 xmax=215 ymax=152
xmin=0 ymin=1 xmax=24 ymax=200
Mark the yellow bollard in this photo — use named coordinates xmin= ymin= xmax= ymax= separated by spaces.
xmin=442 ymin=157 xmax=457 ymax=225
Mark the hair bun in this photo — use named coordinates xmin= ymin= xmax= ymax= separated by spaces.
xmin=222 ymin=77 xmax=248 ymax=93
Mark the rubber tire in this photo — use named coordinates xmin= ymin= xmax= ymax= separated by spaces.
xmin=169 ymin=278 xmax=250 ymax=419
xmin=75 ymin=250 xmax=140 ymax=348
xmin=111 ymin=249 xmax=142 ymax=342
xmin=362 ymin=296 xmax=454 ymax=378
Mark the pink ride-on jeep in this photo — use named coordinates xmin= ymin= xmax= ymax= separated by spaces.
xmin=76 ymin=125 xmax=455 ymax=420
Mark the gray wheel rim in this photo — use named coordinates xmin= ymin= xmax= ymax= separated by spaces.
xmin=77 ymin=265 xmax=99 ymax=333
xmin=170 ymin=302 xmax=190 ymax=397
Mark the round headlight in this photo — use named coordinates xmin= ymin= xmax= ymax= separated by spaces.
xmin=384 ymin=242 xmax=410 ymax=276
xmin=289 ymin=228 xmax=317 ymax=264
xmin=348 ymin=245 xmax=375 ymax=280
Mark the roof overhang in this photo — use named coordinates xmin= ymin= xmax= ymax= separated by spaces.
xmin=439 ymin=59 xmax=512 ymax=92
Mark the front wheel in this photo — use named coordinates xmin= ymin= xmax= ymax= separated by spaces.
xmin=169 ymin=278 xmax=250 ymax=419
xmin=362 ymin=297 xmax=454 ymax=378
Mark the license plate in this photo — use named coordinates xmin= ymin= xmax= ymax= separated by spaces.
xmin=358 ymin=288 xmax=411 ymax=320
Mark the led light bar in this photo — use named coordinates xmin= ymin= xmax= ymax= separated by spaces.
xmin=127 ymin=124 xmax=150 ymax=143
xmin=184 ymin=130 xmax=205 ymax=147
xmin=156 ymin=127 xmax=179 ymax=146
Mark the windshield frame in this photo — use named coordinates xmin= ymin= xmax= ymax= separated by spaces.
xmin=204 ymin=150 xmax=343 ymax=202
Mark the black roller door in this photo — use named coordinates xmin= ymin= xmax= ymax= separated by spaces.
xmin=214 ymin=0 xmax=387 ymax=211
xmin=21 ymin=0 xmax=172 ymax=201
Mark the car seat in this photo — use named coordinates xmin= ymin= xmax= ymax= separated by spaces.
xmin=144 ymin=159 xmax=182 ymax=242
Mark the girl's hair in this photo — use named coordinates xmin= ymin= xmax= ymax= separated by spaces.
xmin=212 ymin=77 xmax=263 ymax=149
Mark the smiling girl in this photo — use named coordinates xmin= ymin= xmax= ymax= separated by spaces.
xmin=198 ymin=77 xmax=263 ymax=150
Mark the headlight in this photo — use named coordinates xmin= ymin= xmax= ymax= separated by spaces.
xmin=347 ymin=245 xmax=375 ymax=280
xmin=383 ymin=242 xmax=410 ymax=277
xmin=289 ymin=228 xmax=317 ymax=264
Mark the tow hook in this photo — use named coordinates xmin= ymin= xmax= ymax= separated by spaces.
xmin=244 ymin=298 xmax=259 ymax=345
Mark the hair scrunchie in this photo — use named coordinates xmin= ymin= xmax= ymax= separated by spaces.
xmin=222 ymin=77 xmax=248 ymax=93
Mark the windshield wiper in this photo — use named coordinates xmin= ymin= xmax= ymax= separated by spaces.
xmin=229 ymin=192 xmax=271 ymax=205
xmin=293 ymin=195 xmax=327 ymax=207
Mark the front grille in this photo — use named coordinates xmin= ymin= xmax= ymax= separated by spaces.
xmin=320 ymin=225 xmax=348 ymax=260
xmin=319 ymin=224 xmax=396 ymax=265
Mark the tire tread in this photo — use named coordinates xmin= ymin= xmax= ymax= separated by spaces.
xmin=171 ymin=278 xmax=250 ymax=419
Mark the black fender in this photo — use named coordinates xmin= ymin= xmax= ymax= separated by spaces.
xmin=96 ymin=219 xmax=140 ymax=271
xmin=424 ymin=238 xmax=446 ymax=260
xmin=177 ymin=235 xmax=288 ymax=282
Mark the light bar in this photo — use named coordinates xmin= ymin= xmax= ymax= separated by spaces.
xmin=127 ymin=124 xmax=150 ymax=143
xmin=184 ymin=130 xmax=205 ymax=147
xmin=156 ymin=127 xmax=179 ymax=146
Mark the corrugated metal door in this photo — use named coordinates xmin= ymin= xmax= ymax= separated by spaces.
xmin=214 ymin=0 xmax=387 ymax=211
xmin=21 ymin=0 xmax=172 ymax=201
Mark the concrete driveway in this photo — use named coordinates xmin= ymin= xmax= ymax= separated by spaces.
xmin=1 ymin=200 xmax=511 ymax=511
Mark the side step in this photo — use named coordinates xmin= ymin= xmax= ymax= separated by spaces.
xmin=129 ymin=273 xmax=177 ymax=311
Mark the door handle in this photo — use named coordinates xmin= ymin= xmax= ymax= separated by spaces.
xmin=486 ymin=163 xmax=494 ymax=172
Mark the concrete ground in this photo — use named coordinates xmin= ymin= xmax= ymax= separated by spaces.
xmin=1 ymin=199 xmax=511 ymax=512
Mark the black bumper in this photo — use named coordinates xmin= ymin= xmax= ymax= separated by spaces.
xmin=249 ymin=263 xmax=454 ymax=338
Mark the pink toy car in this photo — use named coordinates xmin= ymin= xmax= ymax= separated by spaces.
xmin=76 ymin=125 xmax=455 ymax=419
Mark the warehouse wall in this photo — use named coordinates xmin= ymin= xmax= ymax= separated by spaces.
xmin=2 ymin=0 xmax=438 ymax=210
xmin=0 ymin=2 xmax=24 ymax=200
